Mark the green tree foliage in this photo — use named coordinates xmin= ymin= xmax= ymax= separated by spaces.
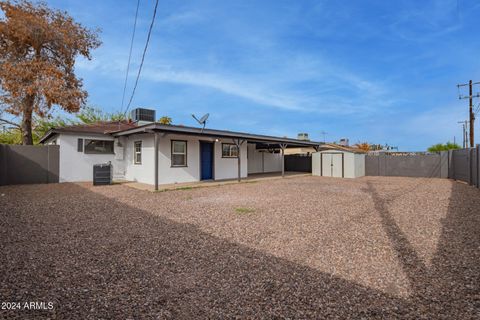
xmin=427 ymin=142 xmax=461 ymax=152
xmin=0 ymin=106 xmax=127 ymax=145
xmin=33 ymin=116 xmax=70 ymax=143
xmin=158 ymin=116 xmax=172 ymax=125
xmin=0 ymin=126 xmax=21 ymax=144
xmin=76 ymin=106 xmax=126 ymax=124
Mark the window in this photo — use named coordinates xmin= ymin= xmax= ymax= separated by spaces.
xmin=171 ymin=140 xmax=187 ymax=167
xmin=134 ymin=141 xmax=142 ymax=164
xmin=77 ymin=138 xmax=83 ymax=152
xmin=222 ymin=143 xmax=238 ymax=158
xmin=84 ymin=139 xmax=114 ymax=154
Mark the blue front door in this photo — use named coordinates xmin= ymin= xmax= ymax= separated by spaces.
xmin=200 ymin=141 xmax=213 ymax=180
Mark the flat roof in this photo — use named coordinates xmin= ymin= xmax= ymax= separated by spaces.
xmin=112 ymin=123 xmax=321 ymax=147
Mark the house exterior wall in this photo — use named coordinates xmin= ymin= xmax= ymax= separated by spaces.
xmin=213 ymin=139 xmax=247 ymax=180
xmin=247 ymin=143 xmax=282 ymax=174
xmin=124 ymin=133 xmax=155 ymax=185
xmin=52 ymin=132 xmax=285 ymax=185
xmin=54 ymin=133 xmax=122 ymax=182
xmin=123 ymin=134 xmax=248 ymax=185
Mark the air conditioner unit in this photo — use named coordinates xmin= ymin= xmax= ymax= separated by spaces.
xmin=130 ymin=108 xmax=156 ymax=125
xmin=297 ymin=133 xmax=309 ymax=141
xmin=339 ymin=138 xmax=349 ymax=146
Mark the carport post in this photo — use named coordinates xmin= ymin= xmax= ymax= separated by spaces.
xmin=154 ymin=132 xmax=159 ymax=191
xmin=280 ymin=143 xmax=288 ymax=177
xmin=233 ymin=138 xmax=245 ymax=182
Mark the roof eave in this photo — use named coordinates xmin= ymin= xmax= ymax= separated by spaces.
xmin=38 ymin=129 xmax=57 ymax=144
xmin=112 ymin=123 xmax=321 ymax=147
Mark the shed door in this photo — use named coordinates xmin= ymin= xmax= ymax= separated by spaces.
xmin=321 ymin=153 xmax=344 ymax=177
xmin=331 ymin=154 xmax=343 ymax=177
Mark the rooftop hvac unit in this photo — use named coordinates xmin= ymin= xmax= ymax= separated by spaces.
xmin=297 ymin=133 xmax=309 ymax=141
xmin=130 ymin=108 xmax=156 ymax=124
xmin=339 ymin=138 xmax=349 ymax=146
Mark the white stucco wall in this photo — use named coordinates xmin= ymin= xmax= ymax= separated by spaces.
xmin=247 ymin=144 xmax=263 ymax=174
xmin=214 ymin=139 xmax=247 ymax=180
xmin=263 ymin=152 xmax=282 ymax=172
xmin=158 ymin=134 xmax=200 ymax=184
xmin=124 ymin=134 xmax=155 ymax=185
xmin=122 ymin=134 xmax=248 ymax=185
xmin=55 ymin=133 xmax=122 ymax=182
xmin=54 ymin=132 xmax=259 ymax=185
xmin=124 ymin=133 xmax=201 ymax=185
xmin=247 ymin=143 xmax=282 ymax=174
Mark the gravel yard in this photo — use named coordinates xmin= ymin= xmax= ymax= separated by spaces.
xmin=1 ymin=176 xmax=479 ymax=319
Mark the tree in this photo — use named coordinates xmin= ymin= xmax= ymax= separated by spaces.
xmin=356 ymin=142 xmax=371 ymax=152
xmin=158 ymin=116 xmax=172 ymax=125
xmin=427 ymin=142 xmax=460 ymax=152
xmin=0 ymin=106 xmax=124 ymax=145
xmin=76 ymin=106 xmax=126 ymax=124
xmin=0 ymin=0 xmax=101 ymax=144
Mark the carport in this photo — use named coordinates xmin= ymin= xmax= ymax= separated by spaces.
xmin=113 ymin=123 xmax=321 ymax=190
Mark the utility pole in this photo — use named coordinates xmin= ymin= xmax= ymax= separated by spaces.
xmin=469 ymin=80 xmax=474 ymax=147
xmin=458 ymin=80 xmax=480 ymax=147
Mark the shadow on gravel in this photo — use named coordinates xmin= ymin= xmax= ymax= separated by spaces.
xmin=365 ymin=181 xmax=480 ymax=319
xmin=0 ymin=183 xmax=409 ymax=319
xmin=1 ymin=181 xmax=478 ymax=319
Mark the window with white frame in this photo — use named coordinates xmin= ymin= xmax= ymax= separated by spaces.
xmin=134 ymin=141 xmax=142 ymax=164
xmin=222 ymin=143 xmax=238 ymax=158
xmin=171 ymin=140 xmax=187 ymax=166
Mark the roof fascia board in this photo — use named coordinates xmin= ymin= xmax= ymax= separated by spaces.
xmin=113 ymin=123 xmax=320 ymax=147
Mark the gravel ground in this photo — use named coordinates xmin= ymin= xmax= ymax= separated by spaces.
xmin=0 ymin=176 xmax=479 ymax=319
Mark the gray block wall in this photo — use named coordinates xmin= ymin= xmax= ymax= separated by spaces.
xmin=365 ymin=152 xmax=448 ymax=178
xmin=0 ymin=144 xmax=59 ymax=186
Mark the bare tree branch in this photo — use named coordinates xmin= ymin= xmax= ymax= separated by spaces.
xmin=0 ymin=117 xmax=20 ymax=128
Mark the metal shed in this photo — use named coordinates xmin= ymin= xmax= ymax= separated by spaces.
xmin=312 ymin=149 xmax=365 ymax=178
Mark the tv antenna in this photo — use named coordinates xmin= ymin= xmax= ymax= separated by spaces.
xmin=319 ymin=131 xmax=328 ymax=143
xmin=192 ymin=113 xmax=209 ymax=132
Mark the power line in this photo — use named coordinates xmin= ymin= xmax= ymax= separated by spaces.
xmin=124 ymin=0 xmax=160 ymax=116
xmin=120 ymin=0 xmax=141 ymax=114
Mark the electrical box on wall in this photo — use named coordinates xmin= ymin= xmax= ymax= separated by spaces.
xmin=115 ymin=146 xmax=124 ymax=160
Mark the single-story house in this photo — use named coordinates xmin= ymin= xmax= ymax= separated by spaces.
xmin=39 ymin=109 xmax=321 ymax=190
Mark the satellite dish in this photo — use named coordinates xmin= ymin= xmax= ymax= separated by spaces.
xmin=192 ymin=113 xmax=209 ymax=132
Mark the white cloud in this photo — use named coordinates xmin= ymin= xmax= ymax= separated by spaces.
xmin=160 ymin=11 xmax=204 ymax=27
xmin=143 ymin=68 xmax=308 ymax=111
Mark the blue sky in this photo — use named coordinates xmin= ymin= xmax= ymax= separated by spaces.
xmin=45 ymin=0 xmax=480 ymax=150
